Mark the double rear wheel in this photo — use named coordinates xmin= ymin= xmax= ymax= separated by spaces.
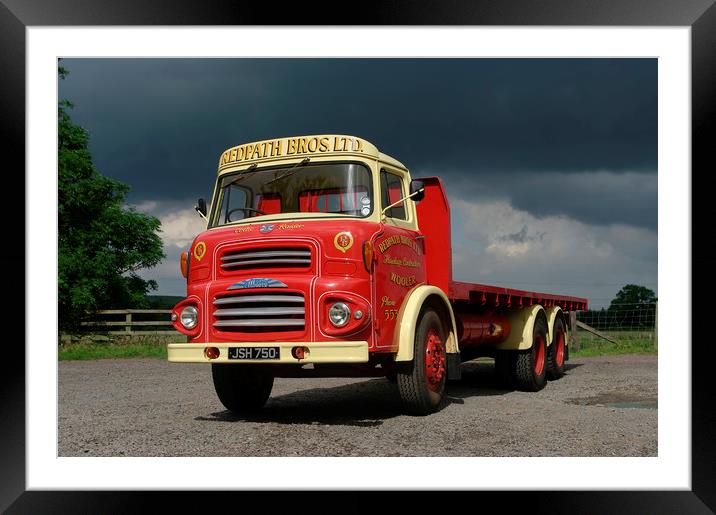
xmin=547 ymin=317 xmax=567 ymax=380
xmin=496 ymin=316 xmax=548 ymax=392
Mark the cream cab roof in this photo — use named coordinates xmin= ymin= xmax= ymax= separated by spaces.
xmin=217 ymin=134 xmax=407 ymax=174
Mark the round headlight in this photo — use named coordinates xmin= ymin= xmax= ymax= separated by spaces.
xmin=180 ymin=305 xmax=198 ymax=329
xmin=328 ymin=302 xmax=351 ymax=327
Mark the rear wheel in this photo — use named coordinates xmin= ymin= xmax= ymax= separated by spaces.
xmin=547 ymin=317 xmax=567 ymax=380
xmin=211 ymin=364 xmax=274 ymax=415
xmin=397 ymin=307 xmax=447 ymax=415
xmin=513 ymin=315 xmax=548 ymax=391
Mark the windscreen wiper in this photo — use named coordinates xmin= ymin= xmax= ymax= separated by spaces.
xmin=229 ymin=163 xmax=259 ymax=184
xmin=265 ymin=157 xmax=310 ymax=185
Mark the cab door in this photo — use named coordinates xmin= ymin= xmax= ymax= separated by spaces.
xmin=372 ymin=167 xmax=426 ymax=351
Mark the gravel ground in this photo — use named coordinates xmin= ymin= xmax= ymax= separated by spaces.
xmin=59 ymin=354 xmax=657 ymax=457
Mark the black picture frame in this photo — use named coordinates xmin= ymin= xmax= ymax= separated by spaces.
xmin=4 ymin=1 xmax=713 ymax=512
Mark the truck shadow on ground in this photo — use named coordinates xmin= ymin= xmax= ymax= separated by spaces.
xmin=446 ymin=361 xmax=582 ymax=399
xmin=195 ymin=361 xmax=562 ymax=427
xmin=447 ymin=361 xmax=515 ymax=401
xmin=197 ymin=379 xmax=402 ymax=427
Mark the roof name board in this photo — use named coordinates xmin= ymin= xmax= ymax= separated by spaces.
xmin=219 ymin=135 xmax=371 ymax=169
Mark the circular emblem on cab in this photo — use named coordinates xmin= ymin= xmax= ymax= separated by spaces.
xmin=333 ymin=231 xmax=354 ymax=253
xmin=193 ymin=241 xmax=206 ymax=261
xmin=260 ymin=224 xmax=275 ymax=233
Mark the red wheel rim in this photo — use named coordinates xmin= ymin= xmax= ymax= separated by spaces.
xmin=555 ymin=331 xmax=565 ymax=368
xmin=533 ymin=335 xmax=545 ymax=376
xmin=424 ymin=329 xmax=446 ymax=392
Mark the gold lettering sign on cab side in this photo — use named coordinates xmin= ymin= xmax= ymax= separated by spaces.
xmin=381 ymin=295 xmax=397 ymax=307
xmin=389 ymin=272 xmax=416 ymax=288
xmin=383 ymin=255 xmax=420 ymax=268
xmin=377 ymin=235 xmax=420 ymax=255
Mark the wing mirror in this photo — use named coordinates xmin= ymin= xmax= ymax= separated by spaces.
xmin=381 ymin=180 xmax=426 ymax=219
xmin=195 ymin=198 xmax=208 ymax=220
xmin=409 ymin=180 xmax=425 ymax=203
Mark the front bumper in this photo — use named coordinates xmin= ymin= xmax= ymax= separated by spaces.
xmin=167 ymin=341 xmax=369 ymax=364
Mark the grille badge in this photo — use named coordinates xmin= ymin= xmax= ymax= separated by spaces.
xmin=227 ymin=278 xmax=288 ymax=290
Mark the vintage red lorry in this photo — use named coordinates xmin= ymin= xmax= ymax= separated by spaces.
xmin=168 ymin=135 xmax=588 ymax=415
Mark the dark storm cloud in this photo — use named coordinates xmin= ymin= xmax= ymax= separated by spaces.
xmin=58 ymin=58 xmax=656 ymax=229
xmin=439 ymin=169 xmax=657 ymax=229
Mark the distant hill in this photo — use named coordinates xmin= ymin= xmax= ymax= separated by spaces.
xmin=145 ymin=295 xmax=184 ymax=309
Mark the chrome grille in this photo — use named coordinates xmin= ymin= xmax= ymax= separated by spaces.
xmin=220 ymin=247 xmax=311 ymax=271
xmin=212 ymin=292 xmax=305 ymax=332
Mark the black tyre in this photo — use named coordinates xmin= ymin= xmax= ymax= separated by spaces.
xmin=513 ymin=315 xmax=548 ymax=392
xmin=397 ymin=307 xmax=448 ymax=415
xmin=547 ymin=317 xmax=567 ymax=380
xmin=211 ymin=364 xmax=274 ymax=414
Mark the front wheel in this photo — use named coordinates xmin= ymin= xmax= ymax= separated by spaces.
xmin=397 ymin=307 xmax=448 ymax=415
xmin=211 ymin=364 xmax=274 ymax=415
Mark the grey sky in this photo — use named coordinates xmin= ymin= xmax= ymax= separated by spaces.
xmin=59 ymin=58 xmax=657 ymax=306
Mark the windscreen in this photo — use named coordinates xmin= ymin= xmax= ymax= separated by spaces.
xmin=211 ymin=162 xmax=373 ymax=227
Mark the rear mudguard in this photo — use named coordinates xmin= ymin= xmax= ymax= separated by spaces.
xmin=495 ymin=305 xmax=548 ymax=351
xmin=544 ymin=306 xmax=566 ymax=349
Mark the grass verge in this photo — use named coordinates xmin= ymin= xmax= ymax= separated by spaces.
xmin=59 ymin=334 xmax=176 ymax=361
xmin=570 ymin=338 xmax=657 ymax=358
xmin=59 ymin=342 xmax=168 ymax=361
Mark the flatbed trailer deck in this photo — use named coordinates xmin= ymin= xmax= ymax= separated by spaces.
xmin=449 ymin=281 xmax=588 ymax=311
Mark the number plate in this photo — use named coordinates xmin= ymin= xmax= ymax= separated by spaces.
xmin=228 ymin=347 xmax=280 ymax=360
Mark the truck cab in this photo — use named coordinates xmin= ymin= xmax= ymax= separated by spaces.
xmin=168 ymin=134 xmax=587 ymax=415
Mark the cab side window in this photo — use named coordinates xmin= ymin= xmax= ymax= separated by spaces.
xmin=380 ymin=170 xmax=407 ymax=220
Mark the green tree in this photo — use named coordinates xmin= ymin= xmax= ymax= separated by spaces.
xmin=607 ymin=284 xmax=657 ymax=330
xmin=58 ymin=67 xmax=165 ymax=331
xmin=608 ymin=284 xmax=657 ymax=310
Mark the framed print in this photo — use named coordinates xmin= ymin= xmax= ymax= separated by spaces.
xmin=4 ymin=0 xmax=714 ymax=512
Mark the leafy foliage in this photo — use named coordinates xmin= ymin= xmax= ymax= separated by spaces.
xmin=579 ymin=284 xmax=657 ymax=331
xmin=608 ymin=284 xmax=657 ymax=309
xmin=58 ymin=71 xmax=165 ymax=330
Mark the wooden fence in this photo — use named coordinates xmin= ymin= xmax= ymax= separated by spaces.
xmin=80 ymin=309 xmax=179 ymax=335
